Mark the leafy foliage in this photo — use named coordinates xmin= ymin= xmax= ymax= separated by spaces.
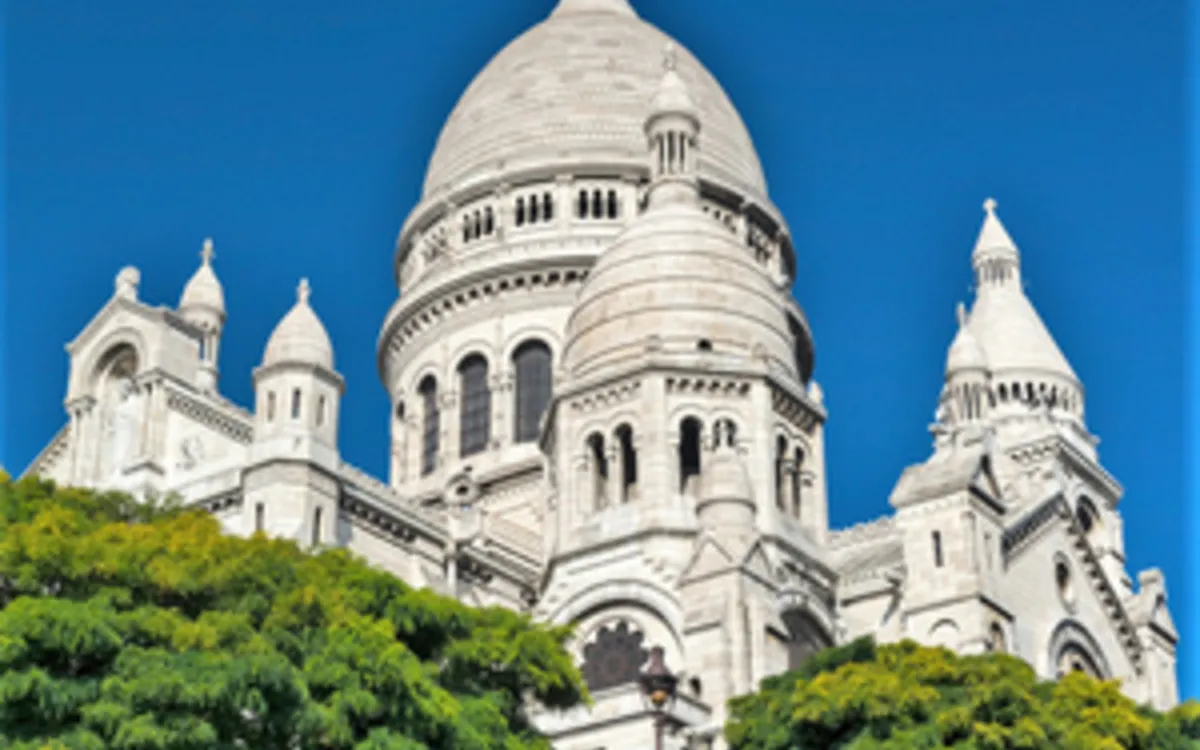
xmin=726 ymin=637 xmax=1200 ymax=750
xmin=0 ymin=472 xmax=586 ymax=750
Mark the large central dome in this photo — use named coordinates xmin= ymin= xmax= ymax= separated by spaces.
xmin=422 ymin=0 xmax=767 ymax=199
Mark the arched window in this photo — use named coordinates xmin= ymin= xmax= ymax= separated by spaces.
xmin=266 ymin=391 xmax=277 ymax=422
xmin=543 ymin=192 xmax=554 ymax=221
xmin=462 ymin=214 xmax=471 ymax=242
xmin=316 ymin=395 xmax=326 ymax=427
xmin=515 ymin=197 xmax=526 ymax=227
xmin=419 ymin=376 xmax=440 ymax=476
xmin=473 ymin=210 xmax=482 ymax=238
xmin=513 ymin=340 xmax=552 ymax=443
xmin=679 ymin=417 xmax=702 ymax=495
xmin=791 ymin=447 xmax=805 ymax=519
xmin=713 ymin=418 xmax=737 ymax=448
xmin=458 ymin=354 xmax=491 ymax=458
xmin=255 ymin=503 xmax=265 ymax=533
xmin=607 ymin=190 xmax=619 ymax=219
xmin=312 ymin=507 xmax=323 ymax=547
xmin=577 ymin=190 xmax=589 ymax=218
xmin=775 ymin=436 xmax=788 ymax=510
xmin=1076 ymin=497 xmax=1100 ymax=536
xmin=529 ymin=194 xmax=540 ymax=223
xmin=782 ymin=610 xmax=833 ymax=671
xmin=592 ymin=189 xmax=603 ymax=218
xmin=987 ymin=622 xmax=1007 ymax=653
xmin=484 ymin=206 xmax=494 ymax=235
xmin=616 ymin=424 xmax=637 ymax=504
xmin=932 ymin=531 xmax=944 ymax=567
xmin=588 ymin=433 xmax=608 ymax=511
xmin=291 ymin=389 xmax=302 ymax=420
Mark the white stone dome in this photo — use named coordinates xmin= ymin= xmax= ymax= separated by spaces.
xmin=262 ymin=279 xmax=334 ymax=370
xmin=563 ymin=198 xmax=798 ymax=380
xmin=945 ymin=304 xmax=987 ymax=375
xmin=179 ymin=240 xmax=225 ymax=315
xmin=422 ymin=0 xmax=766 ymax=199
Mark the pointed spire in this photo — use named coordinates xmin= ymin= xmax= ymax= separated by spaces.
xmin=179 ymin=237 xmax=225 ymax=314
xmin=973 ymin=197 xmax=1019 ymax=260
xmin=644 ymin=43 xmax=700 ymax=207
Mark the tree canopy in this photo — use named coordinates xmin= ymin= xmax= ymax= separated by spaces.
xmin=0 ymin=472 xmax=587 ymax=750
xmin=726 ymin=636 xmax=1200 ymax=750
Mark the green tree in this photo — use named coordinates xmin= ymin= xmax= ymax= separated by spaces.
xmin=0 ymin=472 xmax=586 ymax=750
xmin=726 ymin=637 xmax=1200 ymax=750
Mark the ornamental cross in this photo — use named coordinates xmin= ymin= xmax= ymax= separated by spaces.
xmin=298 ymin=277 xmax=311 ymax=304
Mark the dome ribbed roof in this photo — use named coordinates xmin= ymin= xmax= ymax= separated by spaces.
xmin=179 ymin=239 xmax=225 ymax=313
xmin=563 ymin=197 xmax=795 ymax=379
xmin=422 ymin=0 xmax=766 ymax=199
xmin=946 ymin=303 xmax=987 ymax=374
xmin=966 ymin=201 xmax=1077 ymax=381
xmin=262 ymin=279 xmax=335 ymax=370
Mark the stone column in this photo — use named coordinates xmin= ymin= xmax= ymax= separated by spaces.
xmin=779 ymin=460 xmax=795 ymax=512
xmin=555 ymin=174 xmax=572 ymax=231
xmin=442 ymin=392 xmax=459 ymax=468
xmin=610 ymin=444 xmax=625 ymax=506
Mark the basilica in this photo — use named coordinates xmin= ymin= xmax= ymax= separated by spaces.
xmin=23 ymin=0 xmax=1179 ymax=747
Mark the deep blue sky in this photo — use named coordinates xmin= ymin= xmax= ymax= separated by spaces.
xmin=3 ymin=0 xmax=1189 ymax=696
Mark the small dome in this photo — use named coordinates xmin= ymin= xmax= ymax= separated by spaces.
xmin=650 ymin=47 xmax=699 ymax=121
xmin=262 ymin=278 xmax=334 ymax=370
xmin=179 ymin=239 xmax=225 ymax=313
xmin=946 ymin=303 xmax=987 ymax=374
xmin=563 ymin=55 xmax=799 ymax=381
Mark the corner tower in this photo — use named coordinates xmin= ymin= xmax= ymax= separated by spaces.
xmin=533 ymin=49 xmax=835 ymax=749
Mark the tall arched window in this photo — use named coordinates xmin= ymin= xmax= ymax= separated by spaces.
xmin=312 ymin=507 xmax=323 ymax=547
xmin=791 ymin=447 xmax=805 ymax=519
xmin=513 ymin=340 xmax=552 ymax=443
xmin=458 ymin=354 xmax=491 ymax=458
xmin=588 ymin=433 xmax=608 ymax=511
xmin=515 ymin=197 xmax=526 ymax=227
xmin=616 ymin=424 xmax=637 ymax=504
xmin=775 ymin=436 xmax=788 ymax=510
xmin=543 ymin=192 xmax=554 ymax=221
xmin=679 ymin=417 xmax=702 ymax=495
xmin=419 ymin=376 xmax=440 ymax=476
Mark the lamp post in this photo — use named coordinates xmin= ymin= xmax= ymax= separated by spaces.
xmin=638 ymin=646 xmax=678 ymax=750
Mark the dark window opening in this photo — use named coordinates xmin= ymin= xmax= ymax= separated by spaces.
xmin=291 ymin=389 xmax=302 ymax=420
xmin=577 ymin=190 xmax=589 ymax=218
xmin=458 ymin=355 xmax=491 ymax=458
xmin=419 ymin=376 xmax=440 ymax=476
xmin=588 ymin=433 xmax=608 ymax=511
xmin=580 ymin=621 xmax=648 ymax=692
xmin=255 ymin=503 xmax=265 ymax=533
xmin=607 ymin=190 xmax=619 ymax=219
xmin=543 ymin=192 xmax=554 ymax=221
xmin=679 ymin=417 xmax=702 ymax=494
xmin=617 ymin=424 xmax=637 ymax=504
xmin=513 ymin=340 xmax=553 ymax=443
xmin=933 ymin=531 xmax=944 ymax=568
xmin=515 ymin=197 xmax=526 ymax=227
xmin=312 ymin=507 xmax=323 ymax=547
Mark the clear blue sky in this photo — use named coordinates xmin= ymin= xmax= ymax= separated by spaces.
xmin=3 ymin=0 xmax=1189 ymax=697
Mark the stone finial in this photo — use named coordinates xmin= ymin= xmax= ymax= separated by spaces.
xmin=983 ymin=197 xmax=997 ymax=215
xmin=115 ymin=266 xmax=141 ymax=301
xmin=201 ymin=238 xmax=214 ymax=265
xmin=663 ymin=42 xmax=678 ymax=73
xmin=956 ymin=301 xmax=967 ymax=329
xmin=297 ymin=278 xmax=311 ymax=305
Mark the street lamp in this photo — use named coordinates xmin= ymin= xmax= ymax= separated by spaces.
xmin=638 ymin=646 xmax=678 ymax=750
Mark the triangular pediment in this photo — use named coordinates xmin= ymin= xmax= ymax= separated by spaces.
xmin=740 ymin=538 xmax=775 ymax=583
xmin=678 ymin=532 xmax=737 ymax=584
